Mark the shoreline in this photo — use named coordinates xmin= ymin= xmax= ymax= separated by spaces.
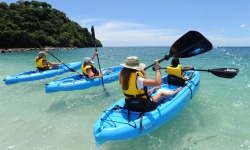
xmin=0 ymin=47 xmax=78 ymax=53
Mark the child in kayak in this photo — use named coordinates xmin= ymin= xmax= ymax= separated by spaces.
xmin=166 ymin=57 xmax=194 ymax=86
xmin=81 ymin=51 xmax=104 ymax=80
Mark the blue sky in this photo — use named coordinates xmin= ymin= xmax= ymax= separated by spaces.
xmin=4 ymin=0 xmax=250 ymax=47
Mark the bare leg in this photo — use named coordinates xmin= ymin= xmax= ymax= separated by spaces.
xmin=51 ymin=62 xmax=60 ymax=68
xmin=148 ymin=86 xmax=160 ymax=95
xmin=151 ymin=87 xmax=182 ymax=103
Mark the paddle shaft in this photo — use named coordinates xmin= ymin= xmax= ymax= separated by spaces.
xmin=145 ymin=57 xmax=167 ymax=70
xmin=159 ymin=67 xmax=239 ymax=78
xmin=194 ymin=69 xmax=209 ymax=72
xmin=44 ymin=49 xmax=80 ymax=73
xmin=26 ymin=35 xmax=79 ymax=73
xmin=91 ymin=26 xmax=106 ymax=90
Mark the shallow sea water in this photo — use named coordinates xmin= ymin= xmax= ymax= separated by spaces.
xmin=0 ymin=47 xmax=249 ymax=150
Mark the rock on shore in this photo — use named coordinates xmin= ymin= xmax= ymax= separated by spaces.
xmin=0 ymin=47 xmax=78 ymax=53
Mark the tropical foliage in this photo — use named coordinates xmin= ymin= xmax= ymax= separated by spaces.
xmin=0 ymin=0 xmax=102 ymax=48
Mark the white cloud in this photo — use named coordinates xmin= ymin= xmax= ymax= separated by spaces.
xmin=78 ymin=19 xmax=250 ymax=46
xmin=98 ymin=21 xmax=146 ymax=30
xmin=79 ymin=19 xmax=104 ymax=27
xmin=240 ymin=24 xmax=247 ymax=28
xmin=79 ymin=19 xmax=179 ymax=46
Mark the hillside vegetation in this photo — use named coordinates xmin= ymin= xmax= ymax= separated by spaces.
xmin=0 ymin=0 xmax=102 ymax=48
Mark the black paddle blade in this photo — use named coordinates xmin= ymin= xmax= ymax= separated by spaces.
xmin=145 ymin=31 xmax=212 ymax=70
xmin=169 ymin=31 xmax=213 ymax=58
xmin=91 ymin=26 xmax=96 ymax=41
xmin=210 ymin=68 xmax=239 ymax=78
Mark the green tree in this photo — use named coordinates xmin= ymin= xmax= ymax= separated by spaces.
xmin=0 ymin=1 xmax=102 ymax=48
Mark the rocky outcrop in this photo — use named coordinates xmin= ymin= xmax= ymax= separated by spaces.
xmin=0 ymin=47 xmax=78 ymax=53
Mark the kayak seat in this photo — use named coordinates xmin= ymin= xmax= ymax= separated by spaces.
xmin=124 ymin=98 xmax=158 ymax=133
xmin=167 ymin=75 xmax=186 ymax=86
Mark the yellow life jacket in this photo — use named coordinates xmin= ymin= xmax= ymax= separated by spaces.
xmin=122 ymin=71 xmax=148 ymax=99
xmin=35 ymin=58 xmax=46 ymax=68
xmin=166 ymin=65 xmax=183 ymax=78
xmin=81 ymin=64 xmax=92 ymax=76
xmin=81 ymin=64 xmax=99 ymax=77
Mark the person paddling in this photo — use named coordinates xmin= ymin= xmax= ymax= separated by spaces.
xmin=119 ymin=56 xmax=182 ymax=112
xmin=166 ymin=57 xmax=194 ymax=86
xmin=35 ymin=49 xmax=62 ymax=71
xmin=81 ymin=51 xmax=104 ymax=80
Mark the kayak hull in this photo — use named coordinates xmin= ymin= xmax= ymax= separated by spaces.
xmin=3 ymin=61 xmax=82 ymax=85
xmin=45 ymin=66 xmax=123 ymax=93
xmin=93 ymin=71 xmax=200 ymax=145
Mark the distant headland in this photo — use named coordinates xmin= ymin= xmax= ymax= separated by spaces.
xmin=0 ymin=1 xmax=102 ymax=50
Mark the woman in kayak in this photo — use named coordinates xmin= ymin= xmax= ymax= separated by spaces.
xmin=119 ymin=56 xmax=182 ymax=112
xmin=166 ymin=57 xmax=194 ymax=86
xmin=35 ymin=50 xmax=62 ymax=71
xmin=81 ymin=51 xmax=104 ymax=80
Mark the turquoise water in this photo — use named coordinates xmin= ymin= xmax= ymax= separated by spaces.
xmin=0 ymin=47 xmax=249 ymax=150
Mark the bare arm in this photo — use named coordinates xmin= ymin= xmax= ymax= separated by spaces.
xmin=143 ymin=60 xmax=162 ymax=86
xmin=44 ymin=60 xmax=62 ymax=66
xmin=182 ymin=66 xmax=194 ymax=71
xmin=91 ymin=52 xmax=98 ymax=61
xmin=87 ymin=68 xmax=103 ymax=80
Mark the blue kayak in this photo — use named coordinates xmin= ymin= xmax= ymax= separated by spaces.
xmin=45 ymin=66 xmax=123 ymax=93
xmin=93 ymin=70 xmax=200 ymax=145
xmin=4 ymin=61 xmax=82 ymax=85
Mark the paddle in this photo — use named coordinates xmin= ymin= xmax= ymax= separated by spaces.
xmin=91 ymin=26 xmax=107 ymax=91
xmin=157 ymin=67 xmax=239 ymax=79
xmin=25 ymin=35 xmax=80 ymax=73
xmin=145 ymin=31 xmax=213 ymax=70
xmin=195 ymin=68 xmax=239 ymax=78
xmin=44 ymin=49 xmax=81 ymax=73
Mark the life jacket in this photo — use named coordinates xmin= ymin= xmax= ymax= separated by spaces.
xmin=35 ymin=58 xmax=47 ymax=69
xmin=121 ymin=71 xmax=157 ymax=112
xmin=122 ymin=71 xmax=148 ymax=99
xmin=81 ymin=64 xmax=99 ymax=77
xmin=121 ymin=71 xmax=157 ymax=133
xmin=166 ymin=65 xmax=186 ymax=86
xmin=166 ymin=65 xmax=182 ymax=78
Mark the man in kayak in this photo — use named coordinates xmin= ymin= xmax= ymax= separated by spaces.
xmin=81 ymin=51 xmax=104 ymax=80
xmin=35 ymin=50 xmax=62 ymax=71
xmin=119 ymin=56 xmax=182 ymax=112
xmin=166 ymin=57 xmax=194 ymax=86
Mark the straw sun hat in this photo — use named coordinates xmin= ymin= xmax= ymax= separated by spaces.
xmin=120 ymin=56 xmax=145 ymax=71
